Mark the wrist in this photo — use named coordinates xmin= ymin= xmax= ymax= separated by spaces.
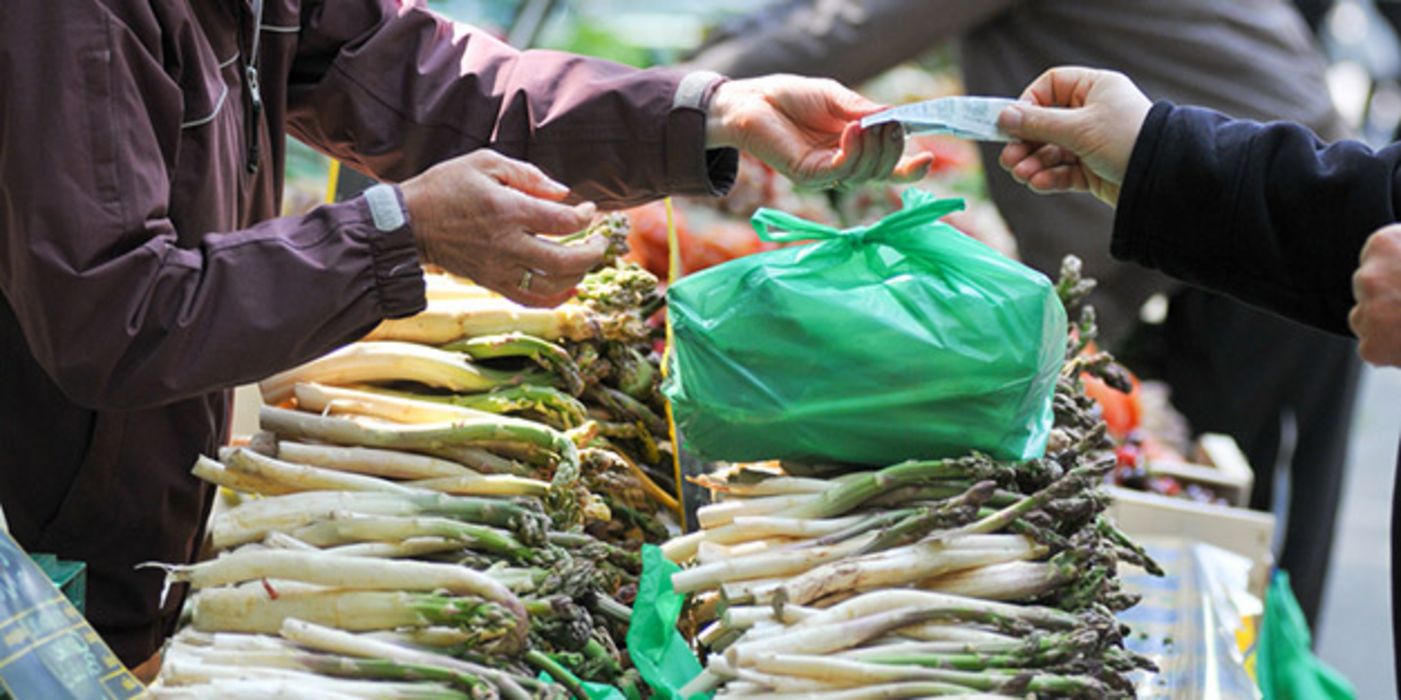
xmin=706 ymin=83 xmax=736 ymax=148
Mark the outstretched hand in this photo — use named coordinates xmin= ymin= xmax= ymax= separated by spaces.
xmin=995 ymin=67 xmax=1152 ymax=207
xmin=707 ymin=75 xmax=934 ymax=189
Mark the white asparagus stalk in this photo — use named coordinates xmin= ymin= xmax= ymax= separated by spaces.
xmin=263 ymin=533 xmax=319 ymax=551
xmin=261 ymin=342 xmax=522 ymax=404
xmin=190 ymin=588 xmax=506 ymax=637
xmin=730 ymin=668 xmax=835 ymax=693
xmin=325 ymin=538 xmax=464 ymax=559
xmin=892 ymin=624 xmax=1020 ymax=644
xmin=191 ymin=455 xmax=288 ymax=495
xmin=714 ymin=681 xmax=767 ymax=696
xmin=697 ymin=494 xmax=818 ymax=529
xmin=672 ymin=537 xmax=874 ymax=593
xmin=210 ymin=491 xmax=524 ymax=550
xmin=703 ymin=476 xmax=844 ymax=497
xmin=740 ymin=654 xmax=986 ymax=696
xmin=361 ymin=628 xmax=478 ymax=649
xmin=220 ymin=447 xmax=418 ymax=495
xmin=293 ymin=383 xmax=489 ymax=424
xmin=159 ymin=658 xmax=465 ymax=699
xmin=723 ymin=515 xmax=866 ymax=538
xmin=838 ymin=638 xmax=1026 ymax=660
xmin=725 ymin=606 xmax=956 ymax=667
xmin=169 ymin=630 xmax=295 ymax=652
xmin=277 ymin=441 xmax=478 ymax=480
xmin=697 ymin=539 xmax=787 ymax=565
xmin=768 ymin=540 xmax=1046 ymax=605
xmin=424 ymin=274 xmax=497 ymax=301
xmin=281 ymin=619 xmax=532 ymax=700
xmin=794 ymin=589 xmax=1078 ymax=632
xmin=406 ymin=474 xmax=549 ymax=498
xmin=150 ymin=681 xmax=366 ymax=700
xmin=284 ymin=515 xmax=523 ymax=556
xmin=364 ymin=298 xmax=598 ymax=345
xmin=721 ymin=605 xmax=815 ymax=630
xmin=678 ymin=667 xmax=728 ymax=698
xmin=920 ymin=560 xmax=1068 ymax=601
xmin=151 ymin=549 xmax=516 ymax=603
xmin=721 ymin=688 xmax=1006 ymax=700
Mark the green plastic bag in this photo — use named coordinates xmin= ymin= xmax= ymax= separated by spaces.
xmin=626 ymin=545 xmax=708 ymax=700
xmin=664 ymin=189 xmax=1067 ymax=465
xmin=1258 ymin=571 xmax=1355 ymax=699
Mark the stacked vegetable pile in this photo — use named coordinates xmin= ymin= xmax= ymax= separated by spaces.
xmin=665 ymin=258 xmax=1163 ymax=698
xmin=151 ymin=218 xmax=677 ymax=698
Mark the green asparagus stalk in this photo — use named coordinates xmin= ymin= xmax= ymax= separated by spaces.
xmin=441 ymin=333 xmax=586 ymax=397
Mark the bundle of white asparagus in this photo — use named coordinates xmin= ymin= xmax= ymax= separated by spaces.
xmin=153 ymin=233 xmax=670 ymax=698
xmin=665 ymin=258 xmax=1163 ymax=698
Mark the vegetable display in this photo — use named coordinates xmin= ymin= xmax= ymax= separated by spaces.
xmin=663 ymin=257 xmax=1163 ymax=699
xmin=152 ymin=231 xmax=675 ymax=699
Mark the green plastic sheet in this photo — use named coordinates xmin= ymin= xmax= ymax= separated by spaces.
xmin=1258 ymin=571 xmax=1355 ymax=699
xmin=627 ymin=545 xmax=707 ymax=700
xmin=664 ymin=189 xmax=1067 ymax=466
xmin=534 ymin=670 xmax=630 ymax=700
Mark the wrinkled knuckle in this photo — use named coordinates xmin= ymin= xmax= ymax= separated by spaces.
xmin=1356 ymin=268 xmax=1387 ymax=299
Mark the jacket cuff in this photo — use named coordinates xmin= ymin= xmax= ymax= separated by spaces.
xmin=665 ymin=70 xmax=738 ymax=197
xmin=1110 ymin=101 xmax=1174 ymax=268
xmin=356 ymin=184 xmax=426 ymax=320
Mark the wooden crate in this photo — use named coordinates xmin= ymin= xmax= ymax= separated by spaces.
xmin=1106 ymin=485 xmax=1275 ymax=597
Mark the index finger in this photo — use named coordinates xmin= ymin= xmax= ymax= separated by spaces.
xmin=508 ymin=230 xmax=610 ymax=278
xmin=1020 ymin=66 xmax=1101 ymax=108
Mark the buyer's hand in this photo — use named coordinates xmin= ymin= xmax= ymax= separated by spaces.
xmin=995 ymin=67 xmax=1152 ymax=207
xmin=1350 ymin=224 xmax=1401 ymax=367
xmin=707 ymin=75 xmax=934 ymax=189
xmin=399 ymin=150 xmax=608 ymax=307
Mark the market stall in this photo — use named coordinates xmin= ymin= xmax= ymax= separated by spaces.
xmin=2 ymin=3 xmax=1351 ymax=699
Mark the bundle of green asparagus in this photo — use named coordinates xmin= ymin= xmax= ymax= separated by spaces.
xmin=664 ymin=257 xmax=1163 ymax=699
xmin=152 ymin=221 xmax=673 ymax=698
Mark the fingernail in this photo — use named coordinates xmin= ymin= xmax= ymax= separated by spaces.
xmin=577 ymin=202 xmax=597 ymax=218
xmin=999 ymin=105 xmax=1023 ymax=131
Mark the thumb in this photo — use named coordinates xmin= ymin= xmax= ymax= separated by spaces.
xmin=999 ymin=102 xmax=1086 ymax=150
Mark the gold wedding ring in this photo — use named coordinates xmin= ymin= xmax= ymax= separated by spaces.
xmin=518 ymin=269 xmax=533 ymax=292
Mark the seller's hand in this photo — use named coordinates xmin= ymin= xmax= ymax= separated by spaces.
xmin=995 ymin=67 xmax=1152 ymax=208
xmin=706 ymin=75 xmax=934 ymax=189
xmin=1350 ymin=224 xmax=1401 ymax=367
xmin=400 ymin=150 xmax=608 ymax=307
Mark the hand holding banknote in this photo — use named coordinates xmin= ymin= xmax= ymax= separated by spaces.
xmin=995 ymin=67 xmax=1152 ymax=207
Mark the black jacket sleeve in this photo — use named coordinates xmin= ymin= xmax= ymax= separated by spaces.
xmin=1111 ymin=102 xmax=1401 ymax=336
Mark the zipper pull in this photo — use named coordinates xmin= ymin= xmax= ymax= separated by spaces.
xmin=245 ymin=64 xmax=263 ymax=174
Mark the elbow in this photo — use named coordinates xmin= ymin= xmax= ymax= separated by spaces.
xmin=41 ymin=353 xmax=200 ymax=412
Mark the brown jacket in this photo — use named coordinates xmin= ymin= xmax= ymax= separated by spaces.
xmin=0 ymin=0 xmax=733 ymax=665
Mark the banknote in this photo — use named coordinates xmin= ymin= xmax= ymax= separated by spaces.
xmin=860 ymin=96 xmax=1019 ymax=142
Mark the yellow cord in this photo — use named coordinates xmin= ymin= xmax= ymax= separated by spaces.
xmin=325 ymin=160 xmax=342 ymax=204
xmin=661 ymin=197 xmax=688 ymax=529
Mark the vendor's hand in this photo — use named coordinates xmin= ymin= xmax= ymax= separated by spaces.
xmin=1350 ymin=224 xmax=1401 ymax=367
xmin=399 ymin=149 xmax=608 ymax=307
xmin=995 ymin=67 xmax=1152 ymax=207
xmin=706 ymin=75 xmax=934 ymax=189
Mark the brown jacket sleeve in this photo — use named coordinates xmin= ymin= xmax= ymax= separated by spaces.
xmin=284 ymin=0 xmax=736 ymax=207
xmin=0 ymin=1 xmax=424 ymax=411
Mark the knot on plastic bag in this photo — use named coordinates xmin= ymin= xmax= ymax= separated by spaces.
xmin=749 ymin=188 xmax=965 ymax=248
